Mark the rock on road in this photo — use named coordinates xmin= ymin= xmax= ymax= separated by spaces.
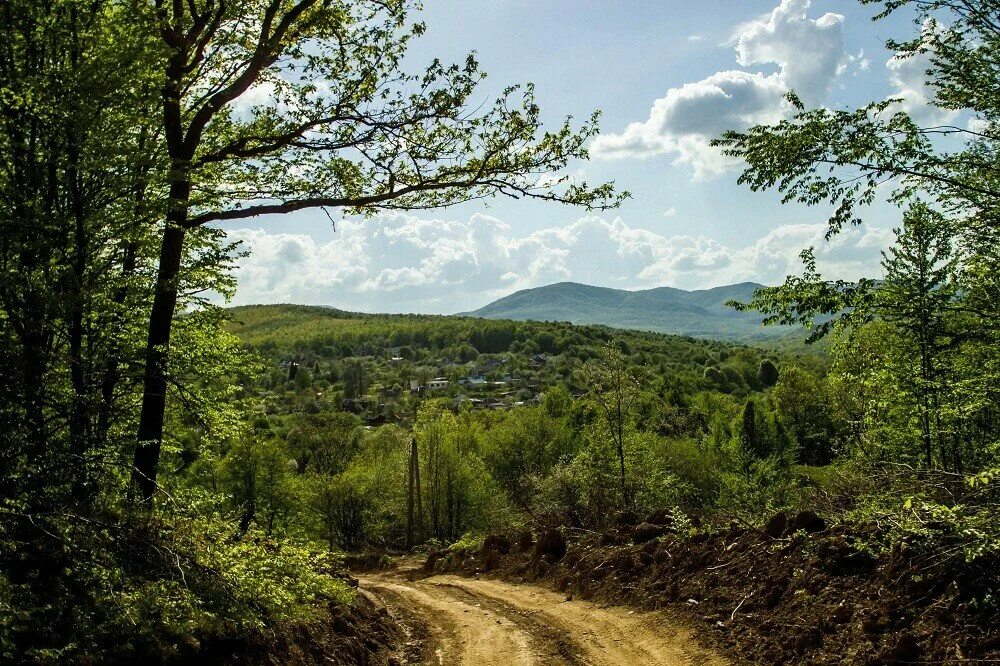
xmin=358 ymin=569 xmax=729 ymax=665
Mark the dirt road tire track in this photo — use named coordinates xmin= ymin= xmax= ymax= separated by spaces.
xmin=359 ymin=571 xmax=728 ymax=665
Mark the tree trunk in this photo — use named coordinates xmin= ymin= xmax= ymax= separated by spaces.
xmin=951 ymin=417 xmax=964 ymax=474
xmin=22 ymin=319 xmax=49 ymax=495
xmin=919 ymin=345 xmax=934 ymax=469
xmin=238 ymin=497 xmax=256 ymax=536
xmin=68 ymin=134 xmax=92 ymax=501
xmin=616 ymin=397 xmax=627 ymax=506
xmin=97 ymin=240 xmax=138 ymax=445
xmin=131 ymin=191 xmax=188 ymax=502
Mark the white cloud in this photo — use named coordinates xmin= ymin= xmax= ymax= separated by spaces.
xmin=226 ymin=212 xmax=892 ymax=313
xmin=732 ymin=0 xmax=846 ymax=104
xmin=887 ymin=51 xmax=934 ymax=116
xmin=886 ymin=52 xmax=956 ymax=125
xmin=591 ymin=0 xmax=849 ymax=177
xmin=851 ymin=50 xmax=871 ymax=74
xmin=883 ymin=20 xmax=958 ymax=125
xmin=590 ymin=70 xmax=791 ymax=177
xmin=663 ymin=208 xmax=677 ymax=218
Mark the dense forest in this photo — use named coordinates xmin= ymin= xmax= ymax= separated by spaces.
xmin=4 ymin=0 xmax=1000 ymax=663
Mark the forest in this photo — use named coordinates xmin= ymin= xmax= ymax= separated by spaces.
xmin=3 ymin=0 xmax=1000 ymax=663
xmin=223 ymin=304 xmax=828 ymax=547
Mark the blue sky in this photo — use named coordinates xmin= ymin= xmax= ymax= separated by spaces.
xmin=225 ymin=0 xmax=933 ymax=313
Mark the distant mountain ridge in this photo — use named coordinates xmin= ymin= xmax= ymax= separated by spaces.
xmin=461 ymin=281 xmax=786 ymax=340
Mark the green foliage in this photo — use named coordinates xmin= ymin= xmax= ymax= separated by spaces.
xmin=220 ymin=437 xmax=293 ymax=534
xmin=414 ymin=406 xmax=513 ymax=542
xmin=772 ymin=366 xmax=836 ymax=465
xmin=0 ymin=507 xmax=351 ymax=663
xmin=717 ymin=1 xmax=1000 ymax=477
xmin=758 ymin=359 xmax=780 ymax=388
xmin=845 ymin=477 xmax=1000 ymax=573
xmin=15 ymin=3 xmax=1000 ymax=660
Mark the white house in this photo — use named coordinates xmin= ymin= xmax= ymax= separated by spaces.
xmin=427 ymin=378 xmax=450 ymax=391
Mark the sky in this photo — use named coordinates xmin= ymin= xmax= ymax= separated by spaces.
xmin=222 ymin=0 xmax=937 ymax=314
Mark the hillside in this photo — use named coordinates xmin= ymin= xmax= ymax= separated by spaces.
xmin=225 ymin=303 xmax=746 ymax=368
xmin=461 ymin=281 xmax=793 ymax=340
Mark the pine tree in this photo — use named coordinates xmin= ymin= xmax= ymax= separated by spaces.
xmin=880 ymin=203 xmax=959 ymax=469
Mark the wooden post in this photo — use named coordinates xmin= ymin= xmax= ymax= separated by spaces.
xmin=406 ymin=438 xmax=416 ymax=549
xmin=414 ymin=437 xmax=425 ymax=542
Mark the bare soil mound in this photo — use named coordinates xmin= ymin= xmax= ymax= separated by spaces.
xmin=427 ymin=512 xmax=1000 ymax=665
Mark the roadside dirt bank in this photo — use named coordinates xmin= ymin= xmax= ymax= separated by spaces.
xmin=424 ymin=511 xmax=1000 ymax=665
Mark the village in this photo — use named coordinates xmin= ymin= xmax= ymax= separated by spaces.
xmin=273 ymin=344 xmax=591 ymax=425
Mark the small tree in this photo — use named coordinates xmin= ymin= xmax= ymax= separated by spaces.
xmin=308 ymin=473 xmax=370 ymax=552
xmin=772 ymin=366 xmax=836 ymax=466
xmin=880 ymin=203 xmax=959 ymax=469
xmin=221 ymin=437 xmax=292 ymax=535
xmin=758 ymin=359 xmax=779 ymax=388
xmin=590 ymin=342 xmax=642 ymax=506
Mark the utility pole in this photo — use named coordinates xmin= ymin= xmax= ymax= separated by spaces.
xmin=414 ymin=437 xmax=424 ymax=542
xmin=406 ymin=437 xmax=416 ymax=549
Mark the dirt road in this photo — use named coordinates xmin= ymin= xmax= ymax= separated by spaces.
xmin=358 ymin=568 xmax=728 ymax=665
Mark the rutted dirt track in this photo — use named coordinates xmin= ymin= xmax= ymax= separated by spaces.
xmin=358 ymin=568 xmax=729 ymax=665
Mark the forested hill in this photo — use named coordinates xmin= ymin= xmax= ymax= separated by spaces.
xmin=461 ymin=281 xmax=790 ymax=340
xmin=225 ymin=303 xmax=804 ymax=437
xmin=226 ymin=302 xmax=748 ymax=366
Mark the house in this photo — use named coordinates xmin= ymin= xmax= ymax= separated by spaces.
xmin=453 ymin=395 xmax=485 ymax=409
xmin=477 ymin=357 xmax=504 ymax=373
xmin=427 ymin=378 xmax=450 ymax=391
xmin=409 ymin=379 xmax=422 ymax=392
xmin=458 ymin=374 xmax=487 ymax=387
xmin=389 ymin=356 xmax=404 ymax=365
xmin=530 ymin=353 xmax=549 ymax=367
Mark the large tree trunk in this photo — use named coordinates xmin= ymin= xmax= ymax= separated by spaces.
xmin=22 ymin=316 xmax=50 ymax=497
xmin=131 ymin=180 xmax=189 ymax=502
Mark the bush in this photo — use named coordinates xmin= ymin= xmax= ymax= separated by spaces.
xmin=0 ymin=506 xmax=352 ymax=663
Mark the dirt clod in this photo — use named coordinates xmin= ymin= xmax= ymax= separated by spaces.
xmin=533 ymin=528 xmax=567 ymax=563
xmin=764 ymin=512 xmax=788 ymax=538
xmin=633 ymin=523 xmax=670 ymax=544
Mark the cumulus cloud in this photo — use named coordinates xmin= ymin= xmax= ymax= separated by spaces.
xmin=225 ymin=213 xmax=892 ymax=313
xmin=592 ymin=0 xmax=849 ymax=177
xmin=886 ymin=39 xmax=956 ymax=125
xmin=732 ymin=0 xmax=846 ymax=104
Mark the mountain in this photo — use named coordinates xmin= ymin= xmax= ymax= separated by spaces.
xmin=461 ymin=281 xmax=790 ymax=340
